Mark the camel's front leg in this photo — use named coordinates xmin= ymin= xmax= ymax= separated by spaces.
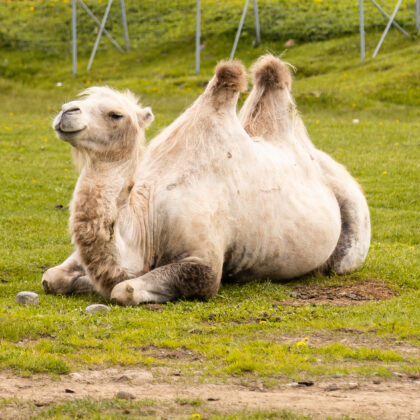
xmin=42 ymin=251 xmax=95 ymax=295
xmin=110 ymin=261 xmax=220 ymax=305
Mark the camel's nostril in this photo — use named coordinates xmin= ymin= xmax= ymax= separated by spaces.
xmin=64 ymin=107 xmax=81 ymax=115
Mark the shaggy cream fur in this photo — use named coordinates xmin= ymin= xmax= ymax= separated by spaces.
xmin=239 ymin=55 xmax=370 ymax=274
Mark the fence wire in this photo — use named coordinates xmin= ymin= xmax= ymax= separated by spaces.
xmin=0 ymin=0 xmax=418 ymax=58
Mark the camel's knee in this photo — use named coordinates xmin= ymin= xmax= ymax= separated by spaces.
xmin=42 ymin=262 xmax=89 ymax=295
xmin=42 ymin=266 xmax=71 ymax=294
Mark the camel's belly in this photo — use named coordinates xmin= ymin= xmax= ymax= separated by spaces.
xmin=223 ymin=180 xmax=341 ymax=280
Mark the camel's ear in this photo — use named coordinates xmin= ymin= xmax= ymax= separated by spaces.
xmin=138 ymin=107 xmax=154 ymax=128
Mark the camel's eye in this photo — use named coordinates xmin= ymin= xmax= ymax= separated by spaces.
xmin=109 ymin=112 xmax=123 ymax=120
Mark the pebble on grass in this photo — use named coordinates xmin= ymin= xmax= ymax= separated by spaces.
xmin=116 ymin=391 xmax=135 ymax=400
xmin=85 ymin=304 xmax=110 ymax=314
xmin=15 ymin=291 xmax=39 ymax=306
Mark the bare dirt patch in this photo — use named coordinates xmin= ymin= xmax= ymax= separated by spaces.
xmin=276 ymin=279 xmax=397 ymax=307
xmin=138 ymin=345 xmax=202 ymax=361
xmin=0 ymin=368 xmax=419 ymax=419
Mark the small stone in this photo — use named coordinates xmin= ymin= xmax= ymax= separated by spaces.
xmin=352 ymin=119 xmax=360 ymax=124
xmin=284 ymin=38 xmax=295 ymax=47
xmin=325 ymin=384 xmax=339 ymax=391
xmin=85 ymin=304 xmax=110 ymax=314
xmin=116 ymin=391 xmax=135 ymax=400
xmin=297 ymin=381 xmax=314 ymax=387
xmin=68 ymin=372 xmax=83 ymax=381
xmin=15 ymin=291 xmax=39 ymax=306
xmin=120 ymin=370 xmax=153 ymax=384
xmin=347 ymin=382 xmax=359 ymax=390
xmin=373 ymin=379 xmax=381 ymax=384
xmin=286 ymin=382 xmax=300 ymax=388
xmin=65 ymin=388 xmax=75 ymax=393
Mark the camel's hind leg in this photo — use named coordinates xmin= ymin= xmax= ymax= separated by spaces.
xmin=316 ymin=151 xmax=371 ymax=274
xmin=239 ymin=54 xmax=371 ymax=274
xmin=42 ymin=251 xmax=95 ymax=295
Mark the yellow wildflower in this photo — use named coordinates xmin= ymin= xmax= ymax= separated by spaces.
xmin=191 ymin=414 xmax=201 ymax=419
xmin=382 ymin=171 xmax=387 ymax=175
xmin=259 ymin=320 xmax=267 ymax=325
xmin=315 ymin=120 xmax=320 ymax=124
xmin=296 ymin=341 xmax=306 ymax=347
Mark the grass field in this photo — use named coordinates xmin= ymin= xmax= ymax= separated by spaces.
xmin=0 ymin=10 xmax=419 ymax=419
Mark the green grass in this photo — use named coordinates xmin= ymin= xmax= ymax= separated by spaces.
xmin=0 ymin=396 xmax=354 ymax=419
xmin=0 ymin=12 xmax=419 ymax=406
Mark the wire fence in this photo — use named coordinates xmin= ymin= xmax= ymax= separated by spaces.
xmin=0 ymin=0 xmax=418 ymax=58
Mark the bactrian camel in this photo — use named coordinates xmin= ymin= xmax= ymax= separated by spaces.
xmin=42 ymin=59 xmax=370 ymax=305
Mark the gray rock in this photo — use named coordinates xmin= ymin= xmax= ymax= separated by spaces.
xmin=347 ymin=382 xmax=359 ymax=390
xmin=286 ymin=382 xmax=300 ymax=388
xmin=68 ymin=372 xmax=83 ymax=381
xmin=114 ymin=370 xmax=153 ymax=385
xmin=325 ymin=384 xmax=339 ymax=391
xmin=85 ymin=304 xmax=110 ymax=314
xmin=116 ymin=391 xmax=135 ymax=400
xmin=15 ymin=291 xmax=39 ymax=306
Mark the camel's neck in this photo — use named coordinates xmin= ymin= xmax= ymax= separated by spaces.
xmin=70 ymin=155 xmax=139 ymax=298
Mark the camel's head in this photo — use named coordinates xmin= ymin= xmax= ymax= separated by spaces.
xmin=53 ymin=86 xmax=154 ymax=160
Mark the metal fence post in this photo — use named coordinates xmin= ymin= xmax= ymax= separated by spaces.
xmin=72 ymin=0 xmax=77 ymax=76
xmin=253 ymin=0 xmax=261 ymax=45
xmin=372 ymin=0 xmax=403 ymax=58
xmin=230 ymin=0 xmax=250 ymax=60
xmin=78 ymin=0 xmax=124 ymax=53
xmin=196 ymin=0 xmax=201 ymax=75
xmin=371 ymin=0 xmax=409 ymax=38
xmin=87 ymin=0 xmax=113 ymax=70
xmin=417 ymin=0 xmax=420 ymax=31
xmin=359 ymin=0 xmax=365 ymax=63
xmin=120 ymin=0 xmax=130 ymax=51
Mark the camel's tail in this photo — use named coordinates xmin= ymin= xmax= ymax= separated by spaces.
xmin=251 ymin=54 xmax=292 ymax=91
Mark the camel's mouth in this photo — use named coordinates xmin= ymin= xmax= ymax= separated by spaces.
xmin=55 ymin=127 xmax=86 ymax=135
xmin=54 ymin=127 xmax=87 ymax=145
